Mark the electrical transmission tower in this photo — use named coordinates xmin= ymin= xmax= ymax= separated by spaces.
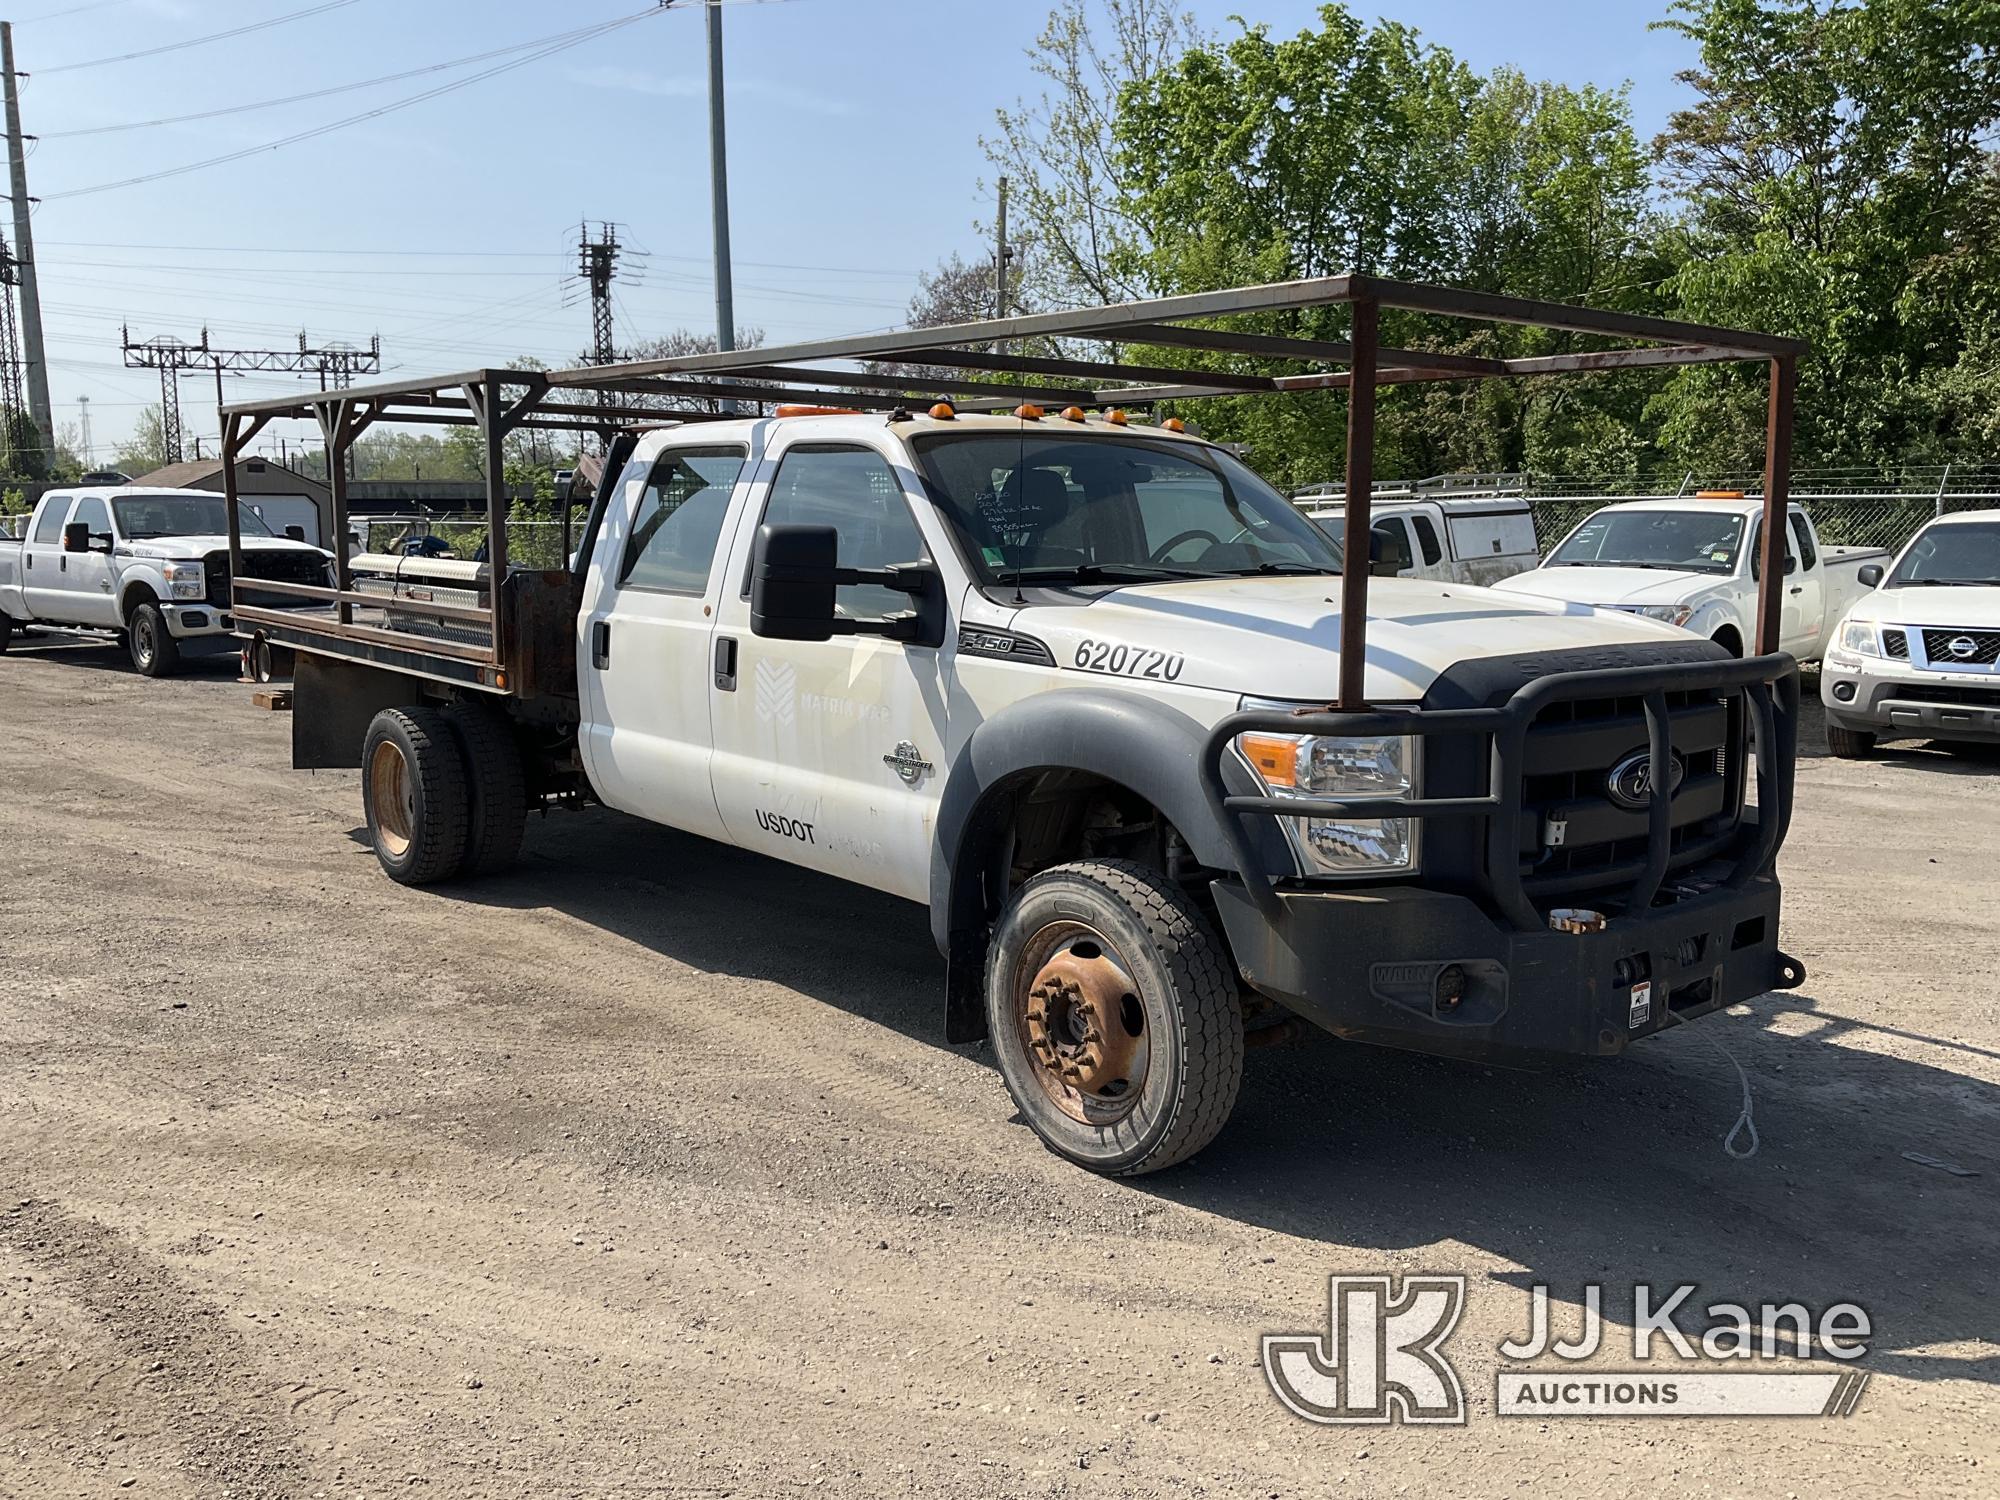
xmin=578 ymin=221 xmax=622 ymax=367
xmin=120 ymin=326 xmax=383 ymax=465
xmin=0 ymin=229 xmax=25 ymax=474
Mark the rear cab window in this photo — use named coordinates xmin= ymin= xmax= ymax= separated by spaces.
xmin=31 ymin=496 xmax=73 ymax=545
xmin=618 ymin=446 xmax=748 ymax=594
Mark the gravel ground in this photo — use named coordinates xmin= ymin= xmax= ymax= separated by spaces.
xmin=2 ymin=638 xmax=1996 ymax=1498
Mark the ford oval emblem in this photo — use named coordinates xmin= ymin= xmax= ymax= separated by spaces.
xmin=1606 ymin=750 xmax=1685 ymax=811
xmin=1949 ymin=635 xmax=1977 ymax=659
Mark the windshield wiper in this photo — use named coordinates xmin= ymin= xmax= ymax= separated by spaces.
xmin=1217 ymin=560 xmax=1339 ymax=577
xmin=1004 ymin=562 xmax=1212 ymax=584
xmin=1910 ymin=579 xmax=2000 ymax=587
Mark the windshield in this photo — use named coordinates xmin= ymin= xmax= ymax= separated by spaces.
xmin=1889 ymin=519 xmax=2000 ymax=587
xmin=910 ymin=433 xmax=1341 ymax=586
xmin=113 ymin=494 xmax=275 ymax=539
xmin=1548 ymin=509 xmax=1744 ymax=575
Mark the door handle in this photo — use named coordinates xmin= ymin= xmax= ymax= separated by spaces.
xmin=59 ymin=556 xmax=66 ymax=572
xmin=713 ymin=635 xmax=738 ymax=691
xmin=1789 ymin=586 xmax=1804 ymax=595
xmin=590 ymin=618 xmax=610 ymax=669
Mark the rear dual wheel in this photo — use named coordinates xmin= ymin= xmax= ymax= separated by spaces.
xmin=361 ymin=701 xmax=526 ymax=885
xmin=986 ymin=859 xmax=1244 ymax=1176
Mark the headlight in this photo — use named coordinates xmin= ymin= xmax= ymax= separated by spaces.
xmin=1235 ymin=729 xmax=1417 ymax=875
xmin=160 ymin=560 xmax=204 ymax=600
xmin=1839 ymin=620 xmax=1881 ymax=657
xmin=1624 ymin=604 xmax=1696 ymax=628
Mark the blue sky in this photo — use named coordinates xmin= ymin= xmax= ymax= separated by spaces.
xmin=8 ymin=0 xmax=1697 ymax=457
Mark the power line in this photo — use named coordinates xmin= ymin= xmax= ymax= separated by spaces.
xmin=36 ymin=239 xmax=922 ymax=279
xmin=40 ymin=16 xmax=639 ymax=139
xmin=36 ymin=0 xmax=360 ymax=75
xmin=44 ymin=6 xmax=665 ymax=200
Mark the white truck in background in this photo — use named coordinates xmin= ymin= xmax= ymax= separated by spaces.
xmin=1295 ymin=487 xmax=1540 ymax=586
xmin=1820 ymin=508 xmax=2000 ymax=756
xmin=1491 ymin=494 xmax=1889 ymax=660
xmin=0 ymin=486 xmax=332 ymax=675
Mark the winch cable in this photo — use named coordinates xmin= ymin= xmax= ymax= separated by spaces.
xmin=1663 ymin=1006 xmax=1761 ymax=1159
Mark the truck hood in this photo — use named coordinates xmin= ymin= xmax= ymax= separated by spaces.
xmin=122 ymin=535 xmax=329 ymax=562
xmin=1843 ymin=584 xmax=2000 ymax=627
xmin=1013 ymin=574 xmax=1690 ymax=701
xmin=1488 ymin=566 xmax=1722 ymax=609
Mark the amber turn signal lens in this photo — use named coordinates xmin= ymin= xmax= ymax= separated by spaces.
xmin=1238 ymin=733 xmax=1298 ymax=788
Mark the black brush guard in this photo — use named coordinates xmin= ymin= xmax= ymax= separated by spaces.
xmin=1195 ymin=653 xmax=1806 ymax=1059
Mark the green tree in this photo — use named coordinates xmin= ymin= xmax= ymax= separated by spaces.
xmin=1649 ymin=0 xmax=2000 ymax=469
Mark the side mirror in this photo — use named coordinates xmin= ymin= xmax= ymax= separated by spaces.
xmin=284 ymin=524 xmax=307 ymax=542
xmin=1858 ymin=563 xmax=1883 ymax=588
xmin=62 ymin=521 xmax=89 ymax=553
xmin=1784 ymin=555 xmax=1798 ymax=576
xmin=751 ymin=524 xmax=840 ymax=641
xmin=1368 ymin=529 xmax=1412 ymax=577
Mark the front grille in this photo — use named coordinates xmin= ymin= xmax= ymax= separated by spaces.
xmin=1517 ymin=687 xmax=1742 ymax=902
xmin=1888 ymin=682 xmax=2000 ymax=708
xmin=205 ymin=548 xmax=326 ymax=609
xmin=1921 ymin=628 xmax=2000 ymax=666
xmin=1883 ymin=629 xmax=1909 ymax=659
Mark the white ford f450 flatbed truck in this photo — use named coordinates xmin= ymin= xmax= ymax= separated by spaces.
xmin=215 ymin=275 xmax=1811 ymax=1175
xmin=1819 ymin=508 xmax=2000 ymax=756
xmin=0 ymin=486 xmax=332 ymax=675
xmin=1491 ymin=494 xmax=1889 ymax=661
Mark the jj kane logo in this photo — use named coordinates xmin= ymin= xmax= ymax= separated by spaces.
xmin=1264 ymin=1277 xmax=1872 ymax=1424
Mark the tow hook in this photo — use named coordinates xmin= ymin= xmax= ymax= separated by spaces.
xmin=1773 ymin=951 xmax=1808 ymax=990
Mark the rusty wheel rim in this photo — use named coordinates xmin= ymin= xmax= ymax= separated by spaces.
xmin=1013 ymin=921 xmax=1150 ymax=1126
xmin=368 ymin=739 xmax=414 ymax=859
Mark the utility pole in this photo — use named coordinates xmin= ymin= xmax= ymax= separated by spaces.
xmin=706 ymin=0 xmax=735 ymax=356
xmin=994 ymin=176 xmax=1010 ymax=322
xmin=0 ymin=229 xmax=23 ymax=474
xmin=1 ymin=23 xmax=52 ymax=469
xmin=76 ymin=394 xmax=91 ymax=464
xmin=578 ymin=222 xmax=621 ymax=367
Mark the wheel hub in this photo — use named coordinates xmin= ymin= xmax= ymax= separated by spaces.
xmin=1022 ymin=941 xmax=1145 ymax=1105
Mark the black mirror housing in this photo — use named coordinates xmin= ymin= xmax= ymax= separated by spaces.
xmin=284 ymin=524 xmax=307 ymax=542
xmin=62 ymin=521 xmax=89 ymax=553
xmin=751 ymin=524 xmax=840 ymax=641
xmin=1858 ymin=562 xmax=1883 ymax=587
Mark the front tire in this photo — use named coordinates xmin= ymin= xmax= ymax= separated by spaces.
xmin=0 ymin=611 xmax=13 ymax=654
xmin=986 ymin=859 xmax=1244 ymax=1176
xmin=362 ymin=707 xmax=471 ymax=885
xmin=1825 ymin=724 xmax=1875 ymax=759
xmin=127 ymin=602 xmax=180 ymax=677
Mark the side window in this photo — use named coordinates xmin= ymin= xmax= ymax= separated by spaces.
xmin=1410 ymin=513 xmax=1443 ymax=566
xmin=1790 ymin=512 xmax=1818 ymax=571
xmin=618 ymin=446 xmax=746 ymax=593
xmin=31 ymin=498 xmax=71 ymax=545
xmin=1748 ymin=519 xmax=1798 ymax=579
xmin=71 ymin=496 xmax=111 ymax=538
xmin=761 ymin=445 xmax=928 ymax=620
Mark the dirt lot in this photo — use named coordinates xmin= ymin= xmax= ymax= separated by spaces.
xmin=2 ymin=639 xmax=1996 ymax=1499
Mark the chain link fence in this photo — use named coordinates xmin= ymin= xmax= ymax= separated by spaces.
xmin=354 ymin=513 xmax=585 ymax=571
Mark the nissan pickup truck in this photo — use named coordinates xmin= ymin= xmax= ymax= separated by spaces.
xmin=1820 ymin=508 xmax=2000 ymax=756
xmin=1489 ymin=495 xmax=1888 ymax=660
xmin=241 ymin=403 xmax=1805 ymax=1176
xmin=0 ymin=486 xmax=332 ymax=675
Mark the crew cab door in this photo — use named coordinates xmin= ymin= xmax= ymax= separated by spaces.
xmin=576 ymin=441 xmax=750 ymax=843
xmin=20 ymin=494 xmax=74 ymax=620
xmin=59 ymin=494 xmax=120 ymax=627
xmin=1786 ymin=511 xmax=1826 ymax=649
xmin=708 ymin=440 xmax=948 ymax=903
xmin=1748 ymin=511 xmax=1815 ymax=655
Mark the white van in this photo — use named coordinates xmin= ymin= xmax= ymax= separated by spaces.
xmin=1296 ymin=489 xmax=1540 ymax=585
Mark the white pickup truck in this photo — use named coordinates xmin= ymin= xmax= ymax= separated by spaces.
xmin=1820 ymin=508 xmax=2000 ymax=756
xmin=1490 ymin=495 xmax=1889 ymax=660
xmin=0 ymin=486 xmax=332 ymax=675
xmin=245 ymin=404 xmax=1807 ymax=1176
xmin=1294 ymin=491 xmax=1541 ymax=586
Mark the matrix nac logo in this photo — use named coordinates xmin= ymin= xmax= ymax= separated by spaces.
xmin=1262 ymin=1275 xmax=1467 ymax=1425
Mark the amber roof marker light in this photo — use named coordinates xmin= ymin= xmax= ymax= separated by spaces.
xmin=1013 ymin=403 xmax=1045 ymax=420
xmin=928 ymin=401 xmax=956 ymax=420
